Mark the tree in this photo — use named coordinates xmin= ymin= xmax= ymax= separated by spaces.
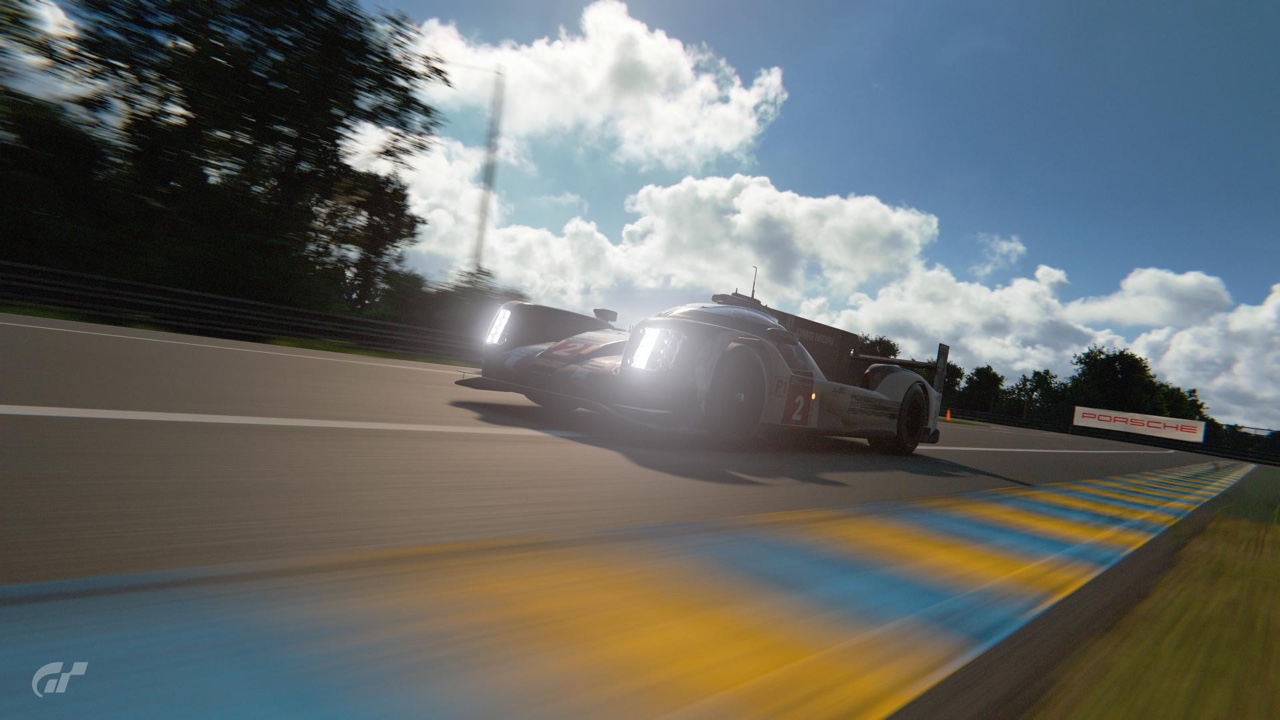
xmin=957 ymin=365 xmax=1006 ymax=413
xmin=1004 ymin=369 xmax=1067 ymax=420
xmin=1068 ymin=346 xmax=1165 ymax=415
xmin=854 ymin=334 xmax=900 ymax=358
xmin=310 ymin=171 xmax=421 ymax=312
xmin=47 ymin=0 xmax=448 ymax=304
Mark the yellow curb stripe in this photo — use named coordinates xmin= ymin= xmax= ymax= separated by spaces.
xmin=1066 ymin=484 xmax=1200 ymax=510
xmin=918 ymin=497 xmax=1152 ymax=550
xmin=747 ymin=510 xmax=1095 ymax=599
xmin=351 ymin=545 xmax=960 ymax=718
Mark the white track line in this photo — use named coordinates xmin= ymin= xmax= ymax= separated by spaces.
xmin=0 ymin=404 xmax=586 ymax=438
xmin=920 ymin=446 xmax=1176 ymax=454
xmin=0 ymin=320 xmax=467 ymax=374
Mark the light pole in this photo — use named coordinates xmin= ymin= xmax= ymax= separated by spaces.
xmin=448 ymin=62 xmax=505 ymax=273
xmin=473 ymin=67 xmax=504 ymax=272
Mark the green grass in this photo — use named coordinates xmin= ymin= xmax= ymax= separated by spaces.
xmin=1026 ymin=466 xmax=1280 ymax=719
xmin=0 ymin=304 xmax=91 ymax=323
xmin=1 ymin=302 xmax=477 ymax=369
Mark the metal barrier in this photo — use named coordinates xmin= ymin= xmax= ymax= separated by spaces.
xmin=948 ymin=408 xmax=1280 ymax=467
xmin=0 ymin=260 xmax=479 ymax=361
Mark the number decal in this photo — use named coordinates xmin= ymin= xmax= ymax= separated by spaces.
xmin=547 ymin=340 xmax=591 ymax=358
xmin=782 ymin=381 xmax=813 ymax=426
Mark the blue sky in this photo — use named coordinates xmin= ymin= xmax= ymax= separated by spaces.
xmin=369 ymin=1 xmax=1276 ymax=425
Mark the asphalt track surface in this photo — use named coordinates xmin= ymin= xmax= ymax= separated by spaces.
xmin=1 ymin=313 xmax=1213 ymax=586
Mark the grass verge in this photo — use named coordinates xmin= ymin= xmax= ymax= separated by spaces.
xmin=1 ymin=304 xmax=478 ymax=368
xmin=0 ymin=304 xmax=91 ymax=323
xmin=1025 ymin=465 xmax=1280 ymax=719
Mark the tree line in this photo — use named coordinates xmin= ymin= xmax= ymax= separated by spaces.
xmin=1 ymin=0 xmax=523 ymax=336
xmin=941 ymin=346 xmax=1275 ymax=453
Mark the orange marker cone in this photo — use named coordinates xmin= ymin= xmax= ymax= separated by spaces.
xmin=945 ymin=409 xmax=952 ymax=420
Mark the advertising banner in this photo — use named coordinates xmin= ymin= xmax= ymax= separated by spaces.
xmin=1073 ymin=406 xmax=1205 ymax=443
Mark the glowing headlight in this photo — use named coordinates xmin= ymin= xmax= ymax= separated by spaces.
xmin=485 ymin=307 xmax=511 ymax=345
xmin=630 ymin=326 xmax=685 ymax=371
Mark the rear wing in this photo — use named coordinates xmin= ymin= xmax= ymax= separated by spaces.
xmin=712 ymin=292 xmax=949 ymax=393
xmin=850 ymin=344 xmax=950 ymax=394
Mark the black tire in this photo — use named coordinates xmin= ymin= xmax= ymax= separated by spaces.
xmin=869 ymin=384 xmax=928 ymax=456
xmin=704 ymin=347 xmax=768 ymax=443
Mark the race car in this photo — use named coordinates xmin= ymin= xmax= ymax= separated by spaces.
xmin=456 ymin=292 xmax=949 ymax=455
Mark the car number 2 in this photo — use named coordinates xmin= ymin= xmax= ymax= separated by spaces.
xmin=547 ymin=339 xmax=592 ymax=358
xmin=782 ymin=381 xmax=813 ymax=426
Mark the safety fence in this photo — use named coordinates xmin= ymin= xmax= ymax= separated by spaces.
xmin=0 ymin=260 xmax=479 ymax=361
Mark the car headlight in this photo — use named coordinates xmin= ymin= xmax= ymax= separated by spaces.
xmin=630 ymin=326 xmax=686 ymax=371
xmin=485 ymin=307 xmax=511 ymax=345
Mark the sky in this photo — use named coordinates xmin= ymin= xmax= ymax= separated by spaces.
xmin=26 ymin=1 xmax=1280 ymax=428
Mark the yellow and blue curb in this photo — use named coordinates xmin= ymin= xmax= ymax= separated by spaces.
xmin=0 ymin=461 xmax=1255 ymax=719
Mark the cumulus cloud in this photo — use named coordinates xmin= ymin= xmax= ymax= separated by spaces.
xmin=1063 ymin=268 xmax=1233 ymax=328
xmin=1134 ymin=285 xmax=1280 ymax=427
xmin=398 ymin=157 xmax=939 ymax=310
xmin=970 ymin=233 xmax=1026 ymax=278
xmin=808 ymin=263 xmax=1120 ymax=375
xmin=620 ymin=175 xmax=938 ymax=300
xmin=416 ymin=0 xmax=787 ymax=169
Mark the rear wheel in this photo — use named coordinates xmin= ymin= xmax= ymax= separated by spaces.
xmin=869 ymin=384 xmax=927 ymax=456
xmin=704 ymin=348 xmax=768 ymax=443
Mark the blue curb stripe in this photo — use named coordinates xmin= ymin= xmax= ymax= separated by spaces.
xmin=878 ymin=507 xmax=1125 ymax=567
xmin=984 ymin=495 xmax=1170 ymax=534
xmin=652 ymin=530 xmax=1042 ymax=644
xmin=1038 ymin=486 xmax=1187 ymax=516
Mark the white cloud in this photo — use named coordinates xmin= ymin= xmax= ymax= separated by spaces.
xmin=1063 ymin=268 xmax=1233 ymax=328
xmin=619 ymin=174 xmax=938 ymax=301
xmin=1134 ymin=285 xmax=1280 ymax=428
xmin=535 ymin=192 xmax=589 ymax=215
xmin=808 ymin=263 xmax=1120 ymax=375
xmin=416 ymin=0 xmax=787 ymax=170
xmin=970 ymin=233 xmax=1026 ymax=278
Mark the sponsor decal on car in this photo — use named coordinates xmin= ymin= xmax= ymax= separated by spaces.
xmin=847 ymin=396 xmax=899 ymax=421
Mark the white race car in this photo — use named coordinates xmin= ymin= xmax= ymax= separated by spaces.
xmin=458 ymin=292 xmax=948 ymax=454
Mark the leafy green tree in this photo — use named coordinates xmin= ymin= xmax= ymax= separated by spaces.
xmin=1068 ymin=346 xmax=1166 ymax=415
xmin=46 ymin=0 xmax=448 ymax=305
xmin=310 ymin=171 xmax=421 ymax=312
xmin=1003 ymin=369 xmax=1068 ymax=420
xmin=957 ymin=365 xmax=1006 ymax=413
xmin=854 ymin=334 xmax=900 ymax=358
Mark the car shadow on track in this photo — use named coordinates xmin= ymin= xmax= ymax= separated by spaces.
xmin=451 ymin=400 xmax=1030 ymax=489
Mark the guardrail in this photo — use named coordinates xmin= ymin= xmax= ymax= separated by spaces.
xmin=948 ymin=408 xmax=1280 ymax=467
xmin=0 ymin=261 xmax=479 ymax=361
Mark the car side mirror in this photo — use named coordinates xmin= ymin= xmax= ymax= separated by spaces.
xmin=593 ymin=308 xmax=618 ymax=323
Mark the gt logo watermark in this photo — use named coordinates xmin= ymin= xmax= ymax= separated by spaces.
xmin=32 ymin=662 xmax=88 ymax=697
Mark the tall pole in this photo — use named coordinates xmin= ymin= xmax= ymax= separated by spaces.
xmin=473 ymin=67 xmax=504 ymax=272
xmin=751 ymin=266 xmax=757 ymax=298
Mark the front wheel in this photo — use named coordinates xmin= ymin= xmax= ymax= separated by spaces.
xmin=868 ymin=384 xmax=927 ymax=456
xmin=704 ymin=348 xmax=768 ymax=443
